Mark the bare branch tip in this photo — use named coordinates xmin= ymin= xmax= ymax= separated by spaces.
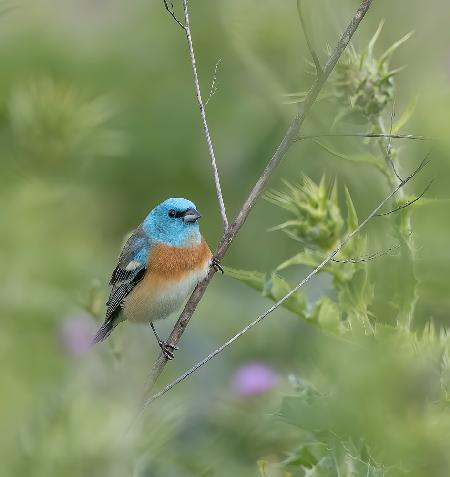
xmin=205 ymin=58 xmax=222 ymax=106
xmin=376 ymin=178 xmax=434 ymax=217
xmin=163 ymin=0 xmax=186 ymax=29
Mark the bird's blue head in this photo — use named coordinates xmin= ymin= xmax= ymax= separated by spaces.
xmin=143 ymin=198 xmax=202 ymax=247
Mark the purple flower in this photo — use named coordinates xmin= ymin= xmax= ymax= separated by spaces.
xmin=232 ymin=362 xmax=279 ymax=397
xmin=58 ymin=312 xmax=96 ymax=357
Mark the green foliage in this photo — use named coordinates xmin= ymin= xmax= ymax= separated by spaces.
xmin=230 ymin=175 xmax=374 ymax=336
xmin=266 ymin=176 xmax=343 ymax=250
xmin=225 ymin=267 xmax=308 ymax=320
xmin=274 ymin=332 xmax=450 ymax=477
xmin=224 ymin=15 xmax=449 ymax=475
xmin=330 ymin=22 xmax=412 ymax=120
xmin=1 ymin=2 xmax=449 ymax=477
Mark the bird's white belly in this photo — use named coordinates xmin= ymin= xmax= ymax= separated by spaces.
xmin=123 ymin=262 xmax=209 ymax=323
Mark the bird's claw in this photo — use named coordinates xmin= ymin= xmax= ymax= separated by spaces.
xmin=211 ymin=257 xmax=224 ymax=274
xmin=158 ymin=340 xmax=179 ymax=360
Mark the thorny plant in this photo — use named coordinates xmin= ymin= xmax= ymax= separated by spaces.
xmin=74 ymin=1 xmax=449 ymax=475
xmin=124 ymin=0 xmax=439 ymax=431
xmin=126 ymin=0 xmax=378 ymax=426
xmin=228 ymin=21 xmax=433 ymax=336
xmin=68 ymin=7 xmax=442 ymax=475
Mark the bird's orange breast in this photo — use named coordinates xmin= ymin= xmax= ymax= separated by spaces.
xmin=147 ymin=238 xmax=212 ymax=280
xmin=122 ymin=239 xmax=212 ymax=323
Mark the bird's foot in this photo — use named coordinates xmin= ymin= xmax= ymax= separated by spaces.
xmin=158 ymin=340 xmax=179 ymax=360
xmin=211 ymin=257 xmax=224 ymax=274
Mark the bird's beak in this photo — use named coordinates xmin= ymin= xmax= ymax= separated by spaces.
xmin=183 ymin=208 xmax=202 ymax=223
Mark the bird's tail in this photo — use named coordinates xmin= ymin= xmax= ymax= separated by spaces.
xmin=92 ymin=317 xmax=118 ymax=344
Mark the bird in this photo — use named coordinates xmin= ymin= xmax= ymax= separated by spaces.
xmin=93 ymin=197 xmax=223 ymax=359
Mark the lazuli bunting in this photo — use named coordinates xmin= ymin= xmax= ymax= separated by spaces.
xmin=93 ymin=197 xmax=221 ymax=358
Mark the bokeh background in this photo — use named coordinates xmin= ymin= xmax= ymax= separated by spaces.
xmin=1 ymin=1 xmax=450 ymax=476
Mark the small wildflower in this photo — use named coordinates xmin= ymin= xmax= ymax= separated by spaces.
xmin=232 ymin=362 xmax=278 ymax=397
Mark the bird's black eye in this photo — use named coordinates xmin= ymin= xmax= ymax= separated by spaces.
xmin=168 ymin=209 xmax=177 ymax=218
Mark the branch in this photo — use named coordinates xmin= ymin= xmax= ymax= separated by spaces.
xmin=376 ymin=177 xmax=434 ymax=216
xmin=205 ymin=59 xmax=222 ymax=106
xmin=181 ymin=0 xmax=228 ymax=230
xmin=141 ymin=156 xmax=428 ymax=407
xmin=297 ymin=0 xmax=323 ymax=77
xmin=386 ymin=102 xmax=403 ymax=182
xmin=295 ymin=133 xmax=427 ymax=141
xmin=163 ymin=0 xmax=185 ymax=29
xmin=139 ymin=0 xmax=374 ymax=418
xmin=330 ymin=241 xmax=402 ymax=264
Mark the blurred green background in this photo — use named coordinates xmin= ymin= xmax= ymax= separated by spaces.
xmin=1 ymin=1 xmax=450 ymax=476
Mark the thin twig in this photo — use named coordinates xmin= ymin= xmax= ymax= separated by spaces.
xmin=297 ymin=0 xmax=323 ymax=77
xmin=181 ymin=0 xmax=228 ymax=230
xmin=295 ymin=133 xmax=427 ymax=142
xmin=331 ymin=241 xmax=402 ymax=264
xmin=386 ymin=102 xmax=403 ymax=182
xmin=163 ymin=0 xmax=185 ymax=29
xmin=205 ymin=59 xmax=222 ymax=106
xmin=133 ymin=0 xmax=374 ymax=423
xmin=387 ymin=102 xmax=395 ymax=157
xmin=376 ymin=178 xmax=434 ymax=216
xmin=141 ymin=156 xmax=427 ymax=407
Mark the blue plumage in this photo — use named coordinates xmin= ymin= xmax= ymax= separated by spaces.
xmin=143 ymin=198 xmax=202 ymax=247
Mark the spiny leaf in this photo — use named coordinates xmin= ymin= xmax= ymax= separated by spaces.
xmin=225 ymin=267 xmax=307 ymax=319
xmin=393 ymin=97 xmax=418 ymax=134
xmin=314 ymin=140 xmax=383 ymax=170
xmin=276 ymin=250 xmax=324 ymax=272
xmin=367 ymin=20 xmax=385 ymax=58
xmin=311 ymin=297 xmax=342 ymax=335
xmin=282 ymin=444 xmax=320 ymax=469
xmin=378 ymin=30 xmax=414 ymax=66
xmin=345 ymin=187 xmax=359 ymax=230
xmin=268 ymin=220 xmax=306 ymax=233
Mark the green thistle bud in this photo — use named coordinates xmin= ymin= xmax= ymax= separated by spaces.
xmin=331 ymin=22 xmax=412 ymax=119
xmin=266 ymin=176 xmax=343 ymax=250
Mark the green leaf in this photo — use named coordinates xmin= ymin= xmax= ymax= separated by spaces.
xmin=268 ymin=220 xmax=306 ymax=233
xmin=225 ymin=267 xmax=307 ymax=319
xmin=338 ymin=268 xmax=375 ymax=335
xmin=367 ymin=20 xmax=385 ymax=58
xmin=378 ymin=30 xmax=414 ymax=66
xmin=311 ymin=297 xmax=342 ymax=335
xmin=345 ymin=187 xmax=358 ymax=230
xmin=283 ymin=445 xmax=320 ymax=469
xmin=283 ymin=91 xmax=333 ymax=105
xmin=224 ymin=267 xmax=267 ymax=292
xmin=276 ymin=249 xmax=357 ymax=285
xmin=276 ymin=249 xmax=323 ymax=272
xmin=314 ymin=140 xmax=383 ymax=170
xmin=393 ymin=97 xmax=418 ymax=134
xmin=304 ymin=456 xmax=337 ymax=477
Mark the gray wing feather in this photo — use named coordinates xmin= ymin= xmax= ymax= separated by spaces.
xmin=93 ymin=227 xmax=151 ymax=343
xmin=106 ymin=227 xmax=150 ymax=316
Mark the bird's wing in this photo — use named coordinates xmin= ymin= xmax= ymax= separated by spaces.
xmin=105 ymin=227 xmax=150 ymax=320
